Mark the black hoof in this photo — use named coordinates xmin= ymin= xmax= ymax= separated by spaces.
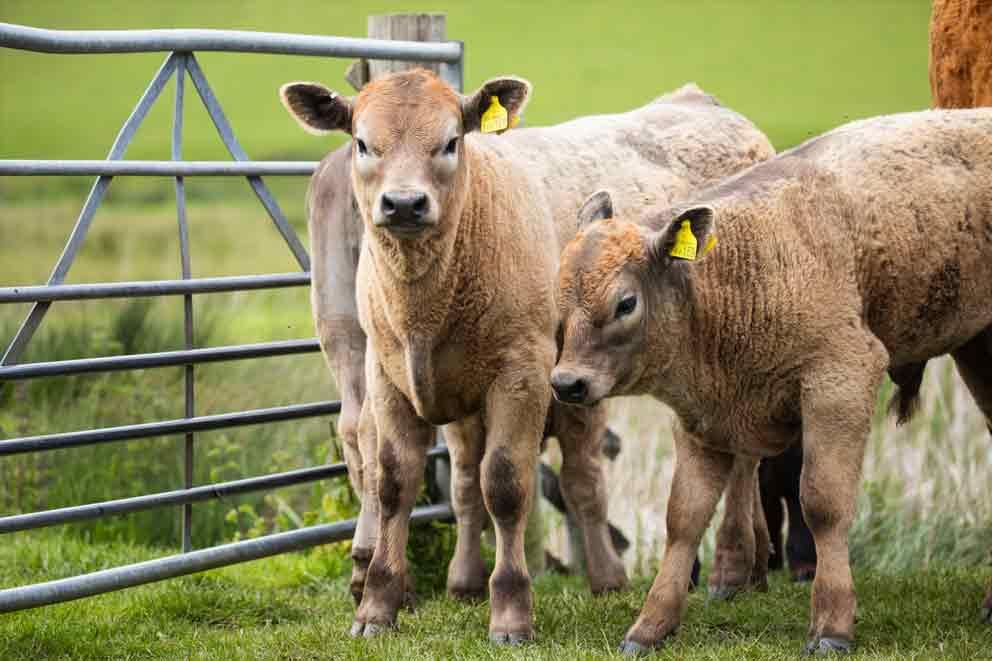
xmin=489 ymin=631 xmax=532 ymax=646
xmin=617 ymin=639 xmax=650 ymax=656
xmin=805 ymin=637 xmax=851 ymax=655
xmin=792 ymin=568 xmax=816 ymax=583
xmin=982 ymin=606 xmax=992 ymax=624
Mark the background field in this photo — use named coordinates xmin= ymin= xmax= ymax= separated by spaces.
xmin=2 ymin=1 xmax=990 ymax=659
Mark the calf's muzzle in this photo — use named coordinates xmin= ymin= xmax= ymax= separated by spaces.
xmin=376 ymin=190 xmax=432 ymax=235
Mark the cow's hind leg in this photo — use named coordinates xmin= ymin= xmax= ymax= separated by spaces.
xmin=444 ymin=415 xmax=489 ymax=600
xmin=951 ymin=326 xmax=992 ymax=623
xmin=780 ymin=444 xmax=816 ymax=582
xmin=708 ymin=455 xmax=766 ymax=600
xmin=349 ymin=397 xmax=378 ymax=605
xmin=553 ymin=402 xmax=628 ymax=594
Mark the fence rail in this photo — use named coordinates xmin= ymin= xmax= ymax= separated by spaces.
xmin=0 ymin=20 xmax=464 ymax=612
xmin=0 ymin=160 xmax=319 ymax=176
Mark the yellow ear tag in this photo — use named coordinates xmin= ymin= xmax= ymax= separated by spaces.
xmin=669 ymin=220 xmax=698 ymax=261
xmin=701 ymin=234 xmax=718 ymax=257
xmin=481 ymin=95 xmax=508 ymax=134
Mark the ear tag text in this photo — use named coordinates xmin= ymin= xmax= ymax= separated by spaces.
xmin=481 ymin=95 xmax=508 ymax=134
xmin=701 ymin=234 xmax=718 ymax=257
xmin=669 ymin=220 xmax=698 ymax=261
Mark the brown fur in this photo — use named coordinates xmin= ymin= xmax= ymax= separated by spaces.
xmin=294 ymin=77 xmax=777 ymax=617
xmin=930 ymin=0 xmax=992 ymax=108
xmin=555 ymin=108 xmax=992 ymax=651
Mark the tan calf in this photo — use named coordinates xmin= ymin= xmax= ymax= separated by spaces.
xmin=292 ymin=81 xmax=777 ymax=609
xmin=553 ymin=109 xmax=992 ymax=653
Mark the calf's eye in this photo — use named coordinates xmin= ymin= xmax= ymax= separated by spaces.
xmin=355 ymin=139 xmax=368 ymax=156
xmin=615 ymin=295 xmax=637 ymax=319
xmin=444 ymin=137 xmax=458 ymax=155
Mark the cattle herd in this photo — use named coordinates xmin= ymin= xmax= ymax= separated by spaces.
xmin=277 ymin=5 xmax=991 ymax=655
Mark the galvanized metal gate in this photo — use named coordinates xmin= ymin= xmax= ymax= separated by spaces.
xmin=0 ymin=22 xmax=463 ymax=612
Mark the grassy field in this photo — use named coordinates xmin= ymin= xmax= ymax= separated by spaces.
xmin=2 ymin=531 xmax=991 ymax=661
xmin=3 ymin=1 xmax=991 ymax=659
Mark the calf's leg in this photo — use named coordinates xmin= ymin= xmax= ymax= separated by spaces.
xmin=349 ymin=397 xmax=379 ymax=605
xmin=951 ymin=326 xmax=992 ymax=623
xmin=553 ymin=402 xmax=628 ymax=594
xmin=780 ymin=444 xmax=817 ymax=582
xmin=619 ymin=424 xmax=734 ymax=654
xmin=482 ymin=369 xmax=550 ymax=644
xmin=709 ymin=455 xmax=765 ymax=600
xmin=351 ymin=361 xmax=432 ymax=636
xmin=444 ymin=415 xmax=489 ymax=600
xmin=799 ymin=347 xmax=885 ymax=654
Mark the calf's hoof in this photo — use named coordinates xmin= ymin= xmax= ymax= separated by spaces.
xmin=448 ymin=583 xmax=486 ymax=602
xmin=590 ymin=568 xmax=629 ymax=596
xmin=489 ymin=629 xmax=533 ymax=646
xmin=349 ymin=620 xmax=394 ymax=638
xmin=805 ymin=637 xmax=851 ymax=655
xmin=707 ymin=583 xmax=743 ymax=602
xmin=617 ymin=638 xmax=652 ymax=656
xmin=982 ymin=606 xmax=992 ymax=624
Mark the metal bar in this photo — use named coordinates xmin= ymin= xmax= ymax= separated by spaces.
xmin=1 ymin=53 xmax=178 ymax=366
xmin=0 ymin=23 xmax=462 ymax=61
xmin=0 ymin=401 xmax=339 ymax=456
xmin=173 ymin=53 xmax=196 ymax=554
xmin=0 ymin=447 xmax=450 ymax=535
xmin=439 ymin=40 xmax=465 ymax=92
xmin=0 ymin=339 xmax=321 ymax=381
xmin=0 ymin=273 xmax=311 ymax=304
xmin=186 ymin=55 xmax=310 ymax=272
xmin=0 ymin=503 xmax=454 ymax=613
xmin=0 ymin=161 xmax=318 ymax=176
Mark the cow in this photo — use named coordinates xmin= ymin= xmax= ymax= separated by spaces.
xmin=290 ymin=77 xmax=780 ymax=610
xmin=552 ymin=108 xmax=992 ymax=653
xmin=280 ymin=70 xmax=776 ymax=643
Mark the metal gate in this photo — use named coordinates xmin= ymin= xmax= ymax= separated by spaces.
xmin=0 ymin=22 xmax=462 ymax=612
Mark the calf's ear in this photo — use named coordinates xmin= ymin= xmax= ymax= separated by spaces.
xmin=576 ymin=190 xmax=614 ymax=229
xmin=649 ymin=205 xmax=716 ymax=264
xmin=280 ymin=82 xmax=353 ymax=135
xmin=462 ymin=76 xmax=531 ymax=133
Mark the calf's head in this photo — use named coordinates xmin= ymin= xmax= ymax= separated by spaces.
xmin=552 ymin=190 xmax=716 ymax=406
xmin=280 ymin=70 xmax=530 ymax=239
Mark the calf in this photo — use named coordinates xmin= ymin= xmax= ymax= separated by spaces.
xmin=291 ymin=81 xmax=778 ymax=606
xmin=553 ymin=109 xmax=992 ymax=653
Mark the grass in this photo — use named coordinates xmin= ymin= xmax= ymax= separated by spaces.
xmin=1 ymin=530 xmax=990 ymax=660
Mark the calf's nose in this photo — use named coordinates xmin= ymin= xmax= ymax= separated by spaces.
xmin=381 ymin=190 xmax=429 ymax=225
xmin=551 ymin=370 xmax=588 ymax=404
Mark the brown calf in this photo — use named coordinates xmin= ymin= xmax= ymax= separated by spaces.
xmin=553 ymin=109 xmax=992 ymax=653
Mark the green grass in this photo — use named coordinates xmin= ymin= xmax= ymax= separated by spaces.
xmin=2 ymin=531 xmax=990 ymax=660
